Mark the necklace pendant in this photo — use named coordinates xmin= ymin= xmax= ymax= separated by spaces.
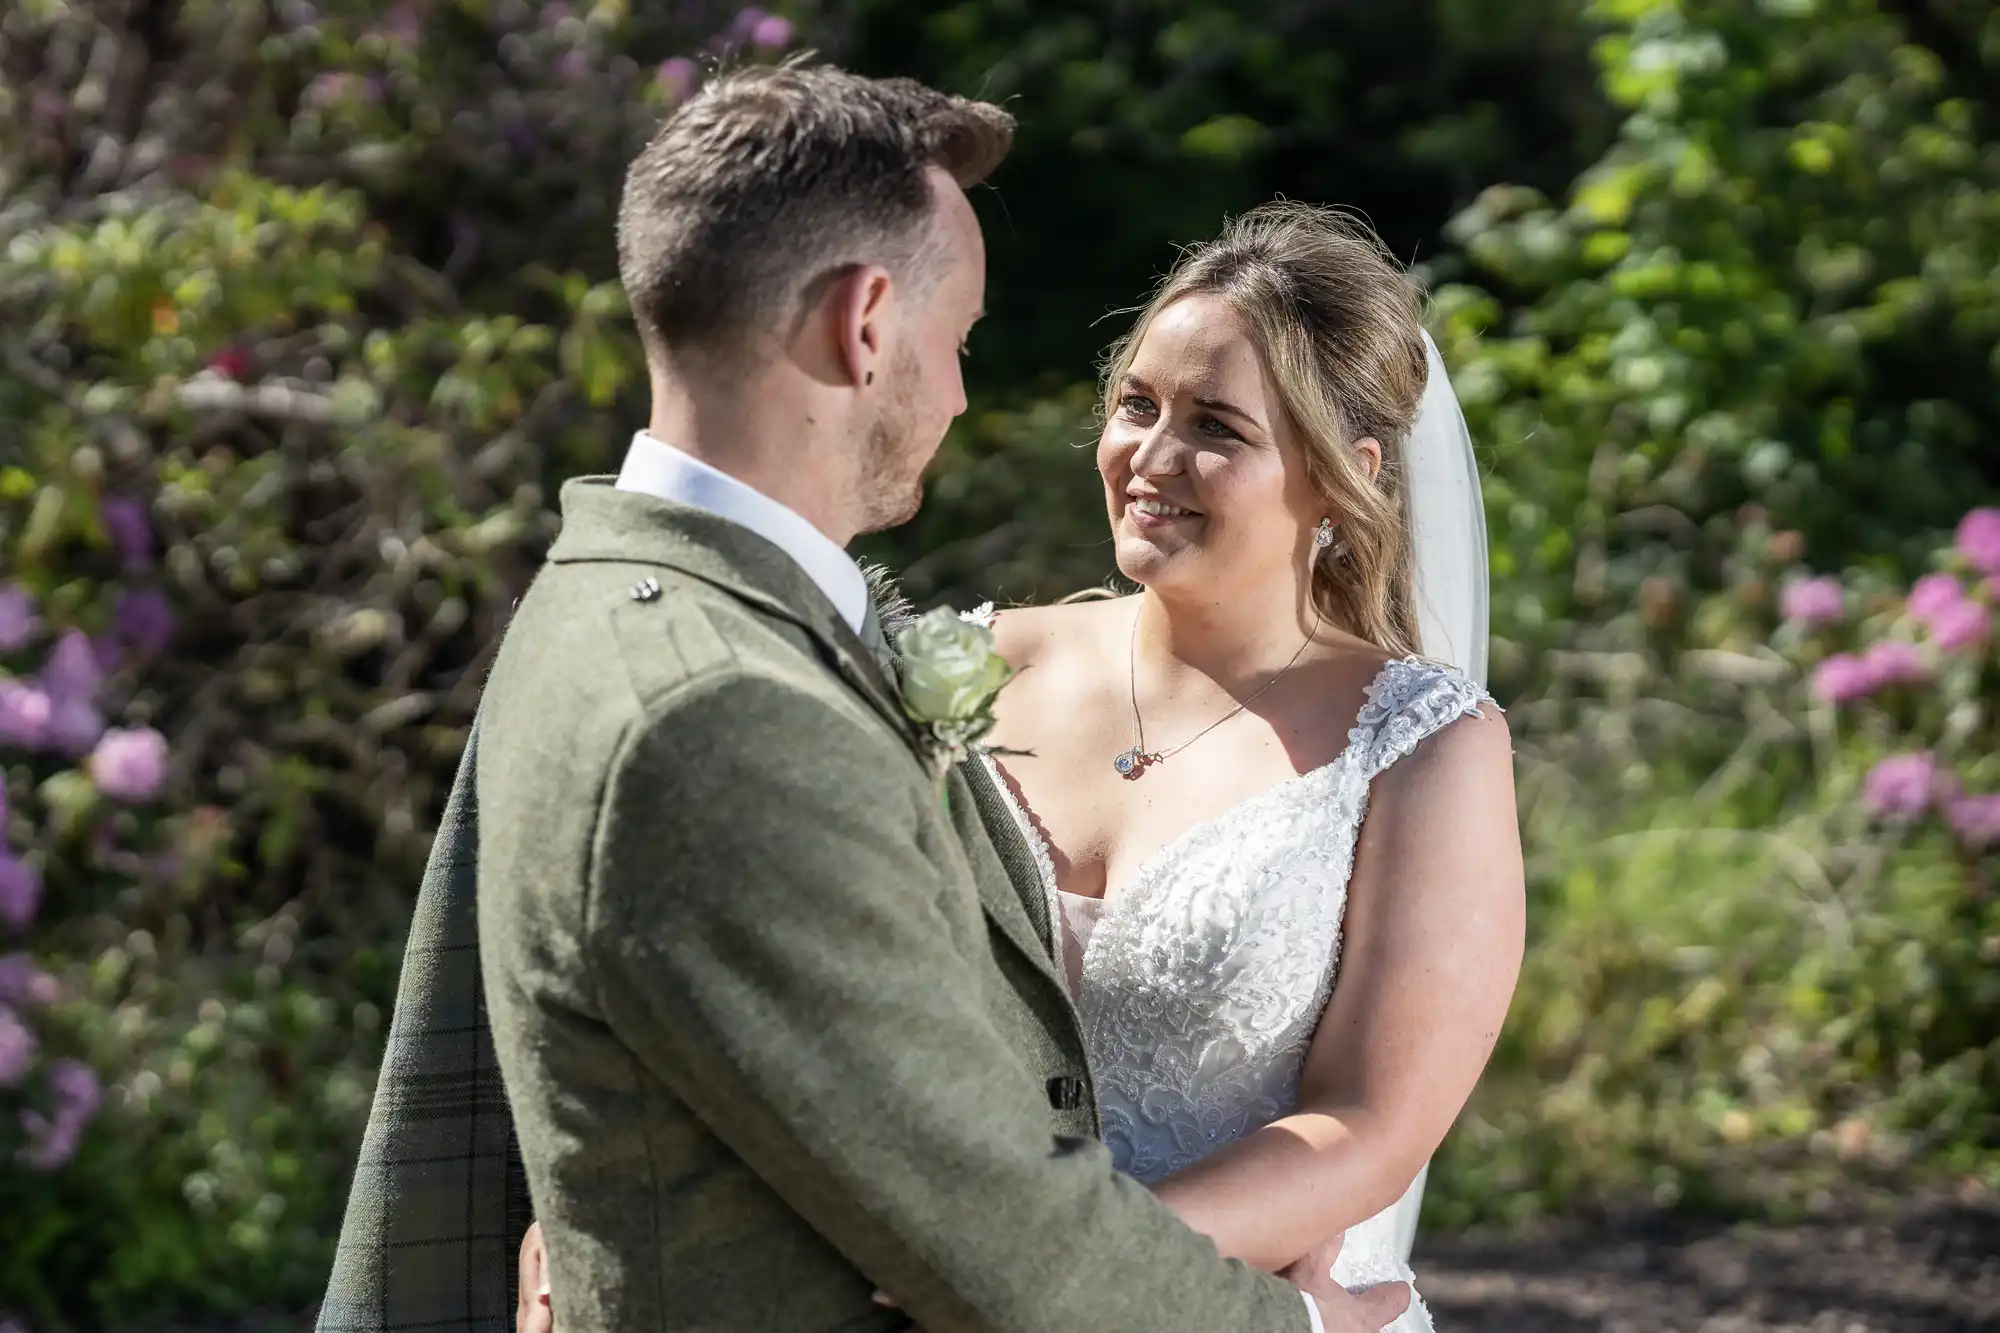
xmin=1113 ymin=747 xmax=1150 ymax=779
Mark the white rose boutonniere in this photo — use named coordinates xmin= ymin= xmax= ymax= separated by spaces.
xmin=894 ymin=603 xmax=1017 ymax=779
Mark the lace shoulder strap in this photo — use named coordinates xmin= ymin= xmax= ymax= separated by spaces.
xmin=1347 ymin=656 xmax=1494 ymax=781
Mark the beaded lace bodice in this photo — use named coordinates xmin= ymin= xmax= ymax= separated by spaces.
xmin=985 ymin=657 xmax=1491 ymax=1325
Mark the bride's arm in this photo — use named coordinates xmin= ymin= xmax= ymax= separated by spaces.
xmin=1150 ymin=705 xmax=1525 ymax=1273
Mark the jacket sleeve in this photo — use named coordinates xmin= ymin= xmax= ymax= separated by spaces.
xmin=586 ymin=671 xmax=1310 ymax=1333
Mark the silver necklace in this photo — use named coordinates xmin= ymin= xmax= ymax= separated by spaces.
xmin=1113 ymin=605 xmax=1323 ymax=779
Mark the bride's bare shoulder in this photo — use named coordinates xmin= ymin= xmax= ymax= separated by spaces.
xmin=990 ymin=594 xmax=1131 ymax=674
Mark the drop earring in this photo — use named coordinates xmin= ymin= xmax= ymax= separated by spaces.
xmin=1314 ymin=517 xmax=1336 ymax=549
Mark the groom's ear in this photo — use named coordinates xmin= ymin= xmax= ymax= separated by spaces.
xmin=824 ymin=263 xmax=896 ymax=392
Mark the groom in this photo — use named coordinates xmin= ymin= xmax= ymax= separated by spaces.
xmin=321 ymin=62 xmax=1408 ymax=1333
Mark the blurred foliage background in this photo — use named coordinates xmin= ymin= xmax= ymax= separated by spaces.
xmin=0 ymin=0 xmax=1996 ymax=1326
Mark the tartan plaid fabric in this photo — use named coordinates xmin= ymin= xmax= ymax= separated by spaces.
xmin=317 ymin=716 xmax=532 ymax=1333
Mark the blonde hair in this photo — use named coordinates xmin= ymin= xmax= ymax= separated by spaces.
xmin=1100 ymin=202 xmax=1429 ymax=656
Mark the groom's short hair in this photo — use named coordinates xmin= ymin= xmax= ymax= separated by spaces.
xmin=617 ymin=60 xmax=1013 ymax=365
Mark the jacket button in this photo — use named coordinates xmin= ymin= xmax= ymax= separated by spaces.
xmin=1045 ymin=1075 xmax=1086 ymax=1111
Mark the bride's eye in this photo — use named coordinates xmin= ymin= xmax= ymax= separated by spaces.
xmin=1118 ymin=394 xmax=1157 ymax=420
xmin=1198 ymin=415 xmax=1240 ymax=440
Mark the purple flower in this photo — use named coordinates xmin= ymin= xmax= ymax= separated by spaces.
xmin=1811 ymin=652 xmax=1879 ymax=702
xmin=1930 ymin=598 xmax=1991 ymax=652
xmin=113 ymin=588 xmax=175 ymax=657
xmin=98 ymin=496 xmax=153 ymax=572
xmin=42 ymin=629 xmax=102 ymax=706
xmin=0 ymin=853 xmax=40 ymax=931
xmin=1862 ymin=639 xmax=1929 ymax=685
xmin=19 ymin=1058 xmax=100 ymax=1172
xmin=89 ymin=727 xmax=169 ymax=804
xmin=655 ymin=56 xmax=698 ymax=100
xmin=39 ymin=629 xmax=106 ymax=756
xmin=45 ymin=698 xmax=105 ymax=759
xmin=556 ymin=49 xmax=591 ymax=82
xmin=750 ymin=13 xmax=793 ymax=48
xmin=1906 ymin=573 xmax=1965 ymax=626
xmin=0 ymin=681 xmax=51 ymax=750
xmin=1779 ymin=575 xmax=1844 ymax=626
xmin=0 ymin=1006 xmax=35 ymax=1088
xmin=0 ymin=955 xmax=58 ymax=1007
xmin=1862 ymin=752 xmax=1946 ymax=820
xmin=0 ymin=586 xmax=39 ymax=654
xmin=1956 ymin=508 xmax=2000 ymax=577
xmin=729 ymin=5 xmax=768 ymax=38
xmin=1946 ymin=793 xmax=2000 ymax=850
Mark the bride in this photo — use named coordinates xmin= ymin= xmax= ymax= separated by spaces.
xmin=971 ymin=201 xmax=1524 ymax=1331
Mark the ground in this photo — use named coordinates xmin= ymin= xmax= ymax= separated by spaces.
xmin=1417 ymin=1193 xmax=2000 ymax=1332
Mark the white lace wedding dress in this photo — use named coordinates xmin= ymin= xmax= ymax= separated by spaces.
xmin=984 ymin=656 xmax=1493 ymax=1333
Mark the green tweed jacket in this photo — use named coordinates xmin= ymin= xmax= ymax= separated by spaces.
xmin=312 ymin=591 xmax=1058 ymax=1333
xmin=470 ymin=479 xmax=1306 ymax=1332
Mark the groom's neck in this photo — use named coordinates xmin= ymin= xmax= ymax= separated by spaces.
xmin=645 ymin=371 xmax=858 ymax=546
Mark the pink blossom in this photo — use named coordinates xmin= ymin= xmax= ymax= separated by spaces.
xmin=0 ymin=681 xmax=52 ymax=750
xmin=1862 ymin=752 xmax=1946 ymax=820
xmin=1955 ymin=508 xmax=2000 ymax=577
xmin=0 ymin=955 xmax=58 ymax=1008
xmin=556 ymin=49 xmax=591 ymax=83
xmin=1779 ymin=575 xmax=1844 ymax=625
xmin=1906 ymin=572 xmax=1965 ymax=626
xmin=302 ymin=72 xmax=356 ymax=110
xmin=89 ymin=727 xmax=169 ymax=804
xmin=0 ymin=586 xmax=38 ymax=654
xmin=750 ymin=14 xmax=794 ymax=48
xmin=655 ymin=56 xmax=698 ymax=100
xmin=729 ymin=5 xmax=769 ymax=38
xmin=207 ymin=345 xmax=252 ymax=380
xmin=19 ymin=1058 xmax=100 ymax=1171
xmin=386 ymin=0 xmax=422 ymax=44
xmin=0 ymin=1006 xmax=35 ymax=1088
xmin=0 ymin=853 xmax=40 ymax=931
xmin=1945 ymin=793 xmax=2000 ymax=850
xmin=1861 ymin=639 xmax=1928 ymax=685
xmin=1930 ymin=598 xmax=1991 ymax=652
xmin=1811 ymin=652 xmax=1878 ymax=702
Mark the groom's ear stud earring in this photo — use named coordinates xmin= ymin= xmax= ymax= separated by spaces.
xmin=865 ymin=371 xmax=874 ymax=386
xmin=1314 ymin=518 xmax=1336 ymax=549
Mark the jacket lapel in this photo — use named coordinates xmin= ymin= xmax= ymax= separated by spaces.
xmin=949 ymin=759 xmax=1064 ymax=988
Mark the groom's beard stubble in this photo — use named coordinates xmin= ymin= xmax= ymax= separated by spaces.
xmin=853 ymin=347 xmax=929 ymax=534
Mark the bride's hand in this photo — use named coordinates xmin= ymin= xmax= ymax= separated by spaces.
xmin=1281 ymin=1232 xmax=1411 ymax=1332
xmin=1279 ymin=1230 xmax=1348 ymax=1302
xmin=518 ymin=1220 xmax=553 ymax=1333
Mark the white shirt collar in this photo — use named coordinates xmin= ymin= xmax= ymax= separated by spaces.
xmin=614 ymin=431 xmax=870 ymax=635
